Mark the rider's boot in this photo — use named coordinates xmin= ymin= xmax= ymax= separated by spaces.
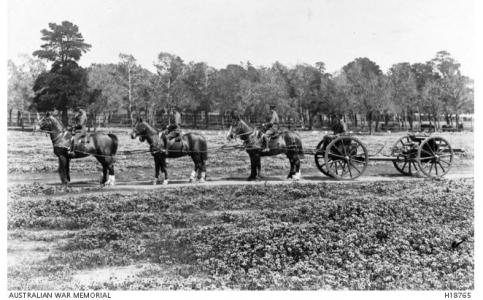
xmin=262 ymin=135 xmax=270 ymax=152
xmin=68 ymin=137 xmax=76 ymax=158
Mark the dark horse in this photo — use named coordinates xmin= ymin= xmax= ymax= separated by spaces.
xmin=34 ymin=113 xmax=119 ymax=185
xmin=130 ymin=117 xmax=208 ymax=184
xmin=227 ymin=115 xmax=304 ymax=180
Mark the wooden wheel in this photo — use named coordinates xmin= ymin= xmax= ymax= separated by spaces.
xmin=391 ymin=135 xmax=420 ymax=176
xmin=314 ymin=140 xmax=332 ymax=177
xmin=324 ymin=136 xmax=368 ymax=180
xmin=416 ymin=136 xmax=453 ymax=178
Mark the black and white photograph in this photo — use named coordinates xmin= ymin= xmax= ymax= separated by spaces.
xmin=2 ymin=0 xmax=479 ymax=297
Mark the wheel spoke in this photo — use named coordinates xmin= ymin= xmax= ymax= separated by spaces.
xmin=349 ymin=161 xmax=361 ymax=174
xmin=329 ymin=153 xmax=347 ymax=160
xmin=435 ymin=163 xmax=439 ymax=175
xmin=420 ymin=149 xmax=433 ymax=156
xmin=439 ymin=160 xmax=451 ymax=166
xmin=437 ymin=161 xmax=446 ymax=173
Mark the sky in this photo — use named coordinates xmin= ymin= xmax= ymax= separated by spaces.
xmin=7 ymin=0 xmax=476 ymax=77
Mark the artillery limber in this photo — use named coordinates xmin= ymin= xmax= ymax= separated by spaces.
xmin=312 ymin=134 xmax=455 ymax=180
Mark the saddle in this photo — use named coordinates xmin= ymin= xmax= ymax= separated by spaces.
xmin=158 ymin=132 xmax=188 ymax=153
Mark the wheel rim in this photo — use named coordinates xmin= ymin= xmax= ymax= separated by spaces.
xmin=314 ymin=140 xmax=332 ymax=177
xmin=417 ymin=137 xmax=453 ymax=178
xmin=324 ymin=137 xmax=368 ymax=180
xmin=391 ymin=135 xmax=420 ymax=176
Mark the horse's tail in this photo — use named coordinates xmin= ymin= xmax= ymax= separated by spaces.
xmin=186 ymin=133 xmax=208 ymax=161
xmin=199 ymin=135 xmax=208 ymax=161
xmin=108 ymin=133 xmax=119 ymax=155
xmin=285 ymin=132 xmax=304 ymax=158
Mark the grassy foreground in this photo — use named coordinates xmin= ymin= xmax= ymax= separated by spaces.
xmin=7 ymin=179 xmax=473 ymax=290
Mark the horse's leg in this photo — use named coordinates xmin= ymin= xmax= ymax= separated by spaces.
xmin=287 ymin=155 xmax=295 ymax=179
xmin=189 ymin=155 xmax=198 ymax=183
xmin=161 ymin=156 xmax=168 ymax=185
xmin=256 ymin=156 xmax=263 ymax=179
xmin=199 ymin=155 xmax=206 ymax=183
xmin=293 ymin=155 xmax=301 ymax=180
xmin=247 ymin=153 xmax=257 ymax=181
xmin=287 ymin=154 xmax=295 ymax=179
xmin=153 ymin=155 xmax=160 ymax=185
xmin=106 ymin=158 xmax=116 ymax=185
xmin=66 ymin=157 xmax=71 ymax=182
xmin=58 ymin=155 xmax=68 ymax=184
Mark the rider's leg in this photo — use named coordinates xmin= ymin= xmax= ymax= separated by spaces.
xmin=68 ymin=135 xmax=77 ymax=158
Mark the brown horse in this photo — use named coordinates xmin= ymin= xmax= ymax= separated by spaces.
xmin=227 ymin=116 xmax=304 ymax=180
xmin=130 ymin=117 xmax=208 ymax=184
xmin=34 ymin=113 xmax=118 ymax=185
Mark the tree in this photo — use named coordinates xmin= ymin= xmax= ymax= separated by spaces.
xmin=181 ymin=62 xmax=217 ymax=128
xmin=342 ymin=58 xmax=385 ymax=134
xmin=86 ymin=63 xmax=126 ymax=126
xmin=32 ymin=61 xmax=90 ymax=124
xmin=430 ymin=51 xmax=473 ymax=126
xmin=8 ymin=56 xmax=46 ymax=126
xmin=33 ymin=21 xmax=91 ymax=68
xmin=154 ymin=52 xmax=185 ymax=110
xmin=387 ymin=63 xmax=418 ymax=129
xmin=116 ymin=54 xmax=154 ymax=125
xmin=32 ymin=21 xmax=91 ymax=124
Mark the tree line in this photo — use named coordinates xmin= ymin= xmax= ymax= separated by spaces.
xmin=8 ymin=21 xmax=474 ymax=132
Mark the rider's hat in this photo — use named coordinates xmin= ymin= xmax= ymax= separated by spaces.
xmin=269 ymin=104 xmax=276 ymax=110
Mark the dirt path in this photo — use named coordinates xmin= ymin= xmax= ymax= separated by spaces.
xmin=8 ymin=166 xmax=473 ymax=198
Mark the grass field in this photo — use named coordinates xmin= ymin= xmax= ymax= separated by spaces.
xmin=8 ymin=179 xmax=473 ymax=290
xmin=7 ymin=129 xmax=474 ymax=290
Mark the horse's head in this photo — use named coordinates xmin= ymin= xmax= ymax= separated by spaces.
xmin=226 ymin=112 xmax=251 ymax=141
xmin=131 ymin=117 xmax=156 ymax=142
xmin=226 ymin=112 xmax=241 ymax=141
xmin=34 ymin=112 xmax=56 ymax=132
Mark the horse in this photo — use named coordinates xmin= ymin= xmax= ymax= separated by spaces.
xmin=226 ymin=116 xmax=304 ymax=180
xmin=33 ymin=112 xmax=119 ymax=185
xmin=130 ymin=117 xmax=208 ymax=184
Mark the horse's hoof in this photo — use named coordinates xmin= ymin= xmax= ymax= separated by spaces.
xmin=247 ymin=177 xmax=256 ymax=181
xmin=152 ymin=180 xmax=158 ymax=185
xmin=198 ymin=178 xmax=205 ymax=183
xmin=162 ymin=180 xmax=168 ymax=185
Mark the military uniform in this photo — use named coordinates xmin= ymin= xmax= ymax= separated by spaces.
xmin=68 ymin=108 xmax=88 ymax=157
xmin=166 ymin=111 xmax=182 ymax=140
xmin=321 ymin=117 xmax=347 ymax=149
xmin=161 ymin=110 xmax=182 ymax=154
xmin=262 ymin=109 xmax=280 ymax=152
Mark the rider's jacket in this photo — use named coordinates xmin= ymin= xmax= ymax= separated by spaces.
xmin=332 ymin=119 xmax=347 ymax=134
xmin=72 ymin=109 xmax=87 ymax=132
xmin=269 ymin=111 xmax=279 ymax=125
xmin=168 ymin=112 xmax=181 ymax=129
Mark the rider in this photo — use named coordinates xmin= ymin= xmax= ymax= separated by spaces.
xmin=321 ymin=114 xmax=347 ymax=148
xmin=68 ymin=105 xmax=88 ymax=158
xmin=161 ymin=108 xmax=182 ymax=154
xmin=262 ymin=105 xmax=280 ymax=152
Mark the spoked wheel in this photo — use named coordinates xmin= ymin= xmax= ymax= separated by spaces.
xmin=391 ymin=135 xmax=420 ymax=176
xmin=324 ymin=136 xmax=368 ymax=180
xmin=417 ymin=137 xmax=453 ymax=178
xmin=314 ymin=140 xmax=332 ymax=177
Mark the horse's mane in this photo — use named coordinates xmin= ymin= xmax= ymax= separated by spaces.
xmin=48 ymin=115 xmax=66 ymax=131
xmin=141 ymin=121 xmax=159 ymax=135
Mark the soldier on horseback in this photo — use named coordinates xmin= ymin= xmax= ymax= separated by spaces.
xmin=68 ymin=105 xmax=88 ymax=158
xmin=262 ymin=105 xmax=280 ymax=152
xmin=161 ymin=108 xmax=182 ymax=154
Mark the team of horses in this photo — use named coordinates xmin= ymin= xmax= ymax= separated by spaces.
xmin=34 ymin=114 xmax=304 ymax=185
